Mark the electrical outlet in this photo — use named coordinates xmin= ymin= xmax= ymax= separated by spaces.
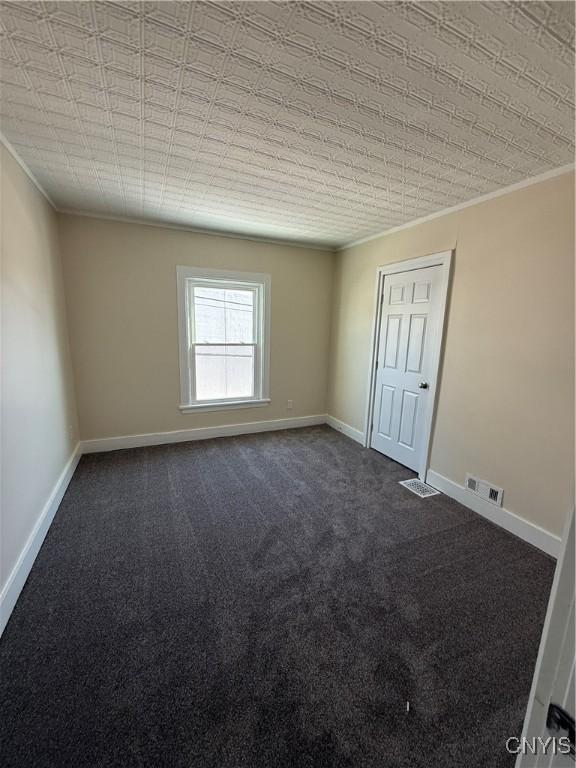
xmin=287 ymin=400 xmax=294 ymax=410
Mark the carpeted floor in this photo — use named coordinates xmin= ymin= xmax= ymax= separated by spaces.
xmin=0 ymin=426 xmax=555 ymax=768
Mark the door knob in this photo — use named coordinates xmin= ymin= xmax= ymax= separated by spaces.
xmin=418 ymin=382 xmax=429 ymax=389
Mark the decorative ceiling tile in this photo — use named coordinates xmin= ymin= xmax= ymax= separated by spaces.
xmin=0 ymin=0 xmax=573 ymax=247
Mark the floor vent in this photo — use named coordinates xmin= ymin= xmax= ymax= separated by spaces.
xmin=399 ymin=479 xmax=440 ymax=498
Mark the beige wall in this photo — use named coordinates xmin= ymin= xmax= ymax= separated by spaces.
xmin=59 ymin=214 xmax=334 ymax=440
xmin=4 ymin=148 xmax=569 ymax=583
xmin=1 ymin=146 xmax=79 ymax=593
xmin=329 ymin=172 xmax=575 ymax=538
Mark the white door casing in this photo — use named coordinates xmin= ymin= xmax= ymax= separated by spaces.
xmin=516 ymin=507 xmax=575 ymax=768
xmin=366 ymin=252 xmax=452 ymax=478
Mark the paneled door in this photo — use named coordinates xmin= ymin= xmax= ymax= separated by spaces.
xmin=370 ymin=265 xmax=444 ymax=471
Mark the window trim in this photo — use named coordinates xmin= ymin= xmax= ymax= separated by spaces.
xmin=176 ymin=266 xmax=271 ymax=412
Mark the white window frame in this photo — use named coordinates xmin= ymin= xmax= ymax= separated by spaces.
xmin=177 ymin=266 xmax=271 ymax=413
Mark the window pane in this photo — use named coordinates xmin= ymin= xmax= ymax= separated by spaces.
xmin=195 ymin=345 xmax=254 ymax=401
xmin=193 ymin=287 xmax=254 ymax=344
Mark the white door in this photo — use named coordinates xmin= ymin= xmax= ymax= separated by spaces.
xmin=516 ymin=508 xmax=575 ymax=767
xmin=370 ymin=265 xmax=444 ymax=472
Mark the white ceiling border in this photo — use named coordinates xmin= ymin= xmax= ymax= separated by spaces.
xmin=2 ymin=131 xmax=572 ymax=255
xmin=57 ymin=208 xmax=336 ymax=253
xmin=0 ymin=131 xmax=334 ymax=252
xmin=0 ymin=130 xmax=57 ymax=209
xmin=339 ymin=163 xmax=575 ymax=251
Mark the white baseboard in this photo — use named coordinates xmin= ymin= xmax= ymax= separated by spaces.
xmin=3 ymin=427 xmax=558 ymax=642
xmin=325 ymin=415 xmax=365 ymax=445
xmin=426 ymin=470 xmax=561 ymax=558
xmin=80 ymin=414 xmax=327 ymax=453
xmin=0 ymin=444 xmax=81 ymax=637
xmin=2 ymin=418 xmax=327 ymax=635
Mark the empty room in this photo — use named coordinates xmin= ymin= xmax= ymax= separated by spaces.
xmin=1 ymin=2 xmax=574 ymax=767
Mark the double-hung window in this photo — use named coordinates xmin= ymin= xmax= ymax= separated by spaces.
xmin=177 ymin=267 xmax=271 ymax=411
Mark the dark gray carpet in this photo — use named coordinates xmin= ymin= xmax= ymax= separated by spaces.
xmin=0 ymin=426 xmax=554 ymax=768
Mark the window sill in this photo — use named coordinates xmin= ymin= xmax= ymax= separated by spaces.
xmin=179 ymin=398 xmax=271 ymax=414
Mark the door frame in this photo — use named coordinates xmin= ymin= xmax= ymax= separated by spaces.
xmin=515 ymin=505 xmax=574 ymax=767
xmin=364 ymin=250 xmax=453 ymax=481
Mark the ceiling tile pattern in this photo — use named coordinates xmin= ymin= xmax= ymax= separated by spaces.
xmin=0 ymin=1 xmax=573 ymax=246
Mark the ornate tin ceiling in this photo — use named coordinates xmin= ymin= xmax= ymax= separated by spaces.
xmin=0 ymin=1 xmax=574 ymax=246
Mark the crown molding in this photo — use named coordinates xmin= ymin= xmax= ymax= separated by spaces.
xmin=339 ymin=163 xmax=575 ymax=251
xmin=57 ymin=208 xmax=336 ymax=252
xmin=0 ymin=130 xmax=335 ymax=252
xmin=0 ymin=131 xmax=58 ymax=209
xmin=2 ymin=129 xmax=572 ymax=255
